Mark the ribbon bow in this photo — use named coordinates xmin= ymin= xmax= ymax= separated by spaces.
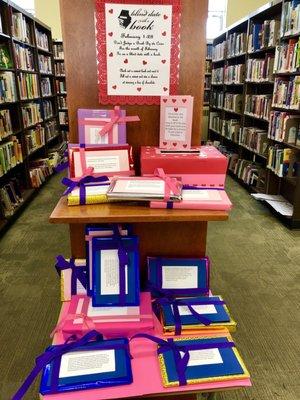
xmin=154 ymin=168 xmax=181 ymax=202
xmin=98 ymin=106 xmax=140 ymax=138
xmin=61 ymin=175 xmax=109 ymax=205
xmin=12 ymin=330 xmax=132 ymax=400
xmin=50 ymin=312 xmax=96 ymax=339
xmin=131 ymin=333 xmax=235 ymax=386
xmin=55 ymin=255 xmax=87 ymax=296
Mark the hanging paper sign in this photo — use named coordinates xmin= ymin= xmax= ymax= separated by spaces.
xmin=95 ymin=0 xmax=181 ymax=105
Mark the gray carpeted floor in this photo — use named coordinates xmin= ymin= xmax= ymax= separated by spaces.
xmin=0 ymin=173 xmax=299 ymax=400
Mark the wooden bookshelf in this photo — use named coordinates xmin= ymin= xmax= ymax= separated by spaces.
xmin=209 ymin=0 xmax=300 ymax=228
xmin=0 ymin=0 xmax=66 ymax=233
xmin=202 ymin=40 xmax=212 ymax=142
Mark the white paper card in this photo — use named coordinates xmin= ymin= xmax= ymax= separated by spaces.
xmin=184 ymin=348 xmax=223 ymax=367
xmin=59 ymin=349 xmax=116 ymax=378
xmin=86 ymin=155 xmax=120 ymax=173
xmin=162 ymin=266 xmax=198 ymax=289
xmin=125 ymin=180 xmax=165 ymax=193
xmin=100 ymin=249 xmax=128 ymax=295
xmin=89 ymin=127 xmax=109 ymax=144
xmin=165 ymin=107 xmax=187 ymax=141
xmin=182 ymin=190 xmax=222 ymax=201
xmin=174 ymin=304 xmax=217 ymax=316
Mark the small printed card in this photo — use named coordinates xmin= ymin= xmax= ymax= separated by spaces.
xmin=159 ymin=95 xmax=194 ymax=150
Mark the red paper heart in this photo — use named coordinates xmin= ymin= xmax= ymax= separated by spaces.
xmin=163 ymin=141 xmax=167 ymax=145
xmin=137 ymin=87 xmax=142 ymax=92
xmin=163 ymin=87 xmax=168 ymax=91
xmin=124 ymin=58 xmax=128 ymax=63
xmin=109 ymin=9 xmax=113 ymax=13
xmin=142 ymin=60 xmax=147 ymax=65
xmin=174 ymin=107 xmax=178 ymax=112
xmin=164 ymin=14 xmax=168 ymax=19
xmin=182 ymin=99 xmax=187 ymax=103
xmin=108 ymin=32 xmax=113 ymax=37
xmin=109 ymin=52 xmax=113 ymax=57
xmin=183 ymin=144 xmax=187 ymax=148
xmin=173 ymin=142 xmax=177 ymax=147
xmin=162 ymin=31 xmax=166 ymax=36
xmin=112 ymin=85 xmax=117 ymax=89
xmin=163 ymin=99 xmax=167 ymax=103
xmin=161 ymin=59 xmax=166 ymax=64
xmin=172 ymin=99 xmax=176 ymax=103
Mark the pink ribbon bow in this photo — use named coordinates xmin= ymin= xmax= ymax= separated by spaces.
xmin=154 ymin=168 xmax=181 ymax=202
xmin=99 ymin=106 xmax=140 ymax=137
xmin=50 ymin=313 xmax=95 ymax=338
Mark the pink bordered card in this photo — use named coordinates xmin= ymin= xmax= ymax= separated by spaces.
xmin=159 ymin=95 xmax=194 ymax=150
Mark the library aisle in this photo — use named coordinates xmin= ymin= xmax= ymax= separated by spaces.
xmin=0 ymin=173 xmax=299 ymax=400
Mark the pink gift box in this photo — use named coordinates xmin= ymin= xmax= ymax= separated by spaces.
xmin=56 ymin=292 xmax=154 ymax=339
xmin=140 ymin=145 xmax=228 ymax=187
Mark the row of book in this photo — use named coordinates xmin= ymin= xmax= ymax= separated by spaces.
xmin=211 ymin=91 xmax=223 ymax=109
xmin=56 ymin=80 xmax=66 ymax=93
xmin=224 ymin=93 xmax=243 ymax=114
xmin=21 ymin=102 xmax=42 ymax=128
xmin=38 ymin=54 xmax=52 ymax=74
xmin=54 ymin=62 xmax=65 ymax=76
xmin=273 ymin=39 xmax=300 ymax=73
xmin=0 ymin=109 xmax=13 ymax=141
xmin=221 ymin=118 xmax=240 ymax=142
xmin=25 ymin=125 xmax=45 ymax=155
xmin=59 ymin=111 xmax=68 ymax=125
xmin=18 ymin=72 xmax=39 ymax=100
xmin=245 ymin=55 xmax=274 ymax=82
xmin=224 ymin=64 xmax=244 ymax=84
xmin=35 ymin=29 xmax=49 ymax=51
xmin=0 ymin=44 xmax=13 ymax=69
xmin=12 ymin=12 xmax=31 ymax=44
xmin=281 ymin=0 xmax=300 ymax=37
xmin=226 ymin=32 xmax=247 ymax=58
xmin=247 ymin=19 xmax=280 ymax=53
xmin=244 ymin=94 xmax=272 ymax=121
xmin=45 ymin=120 xmax=59 ymax=141
xmin=14 ymin=43 xmax=35 ymax=71
xmin=29 ymin=158 xmax=53 ymax=187
xmin=43 ymin=99 xmax=54 ymax=119
xmin=53 ymin=44 xmax=64 ymax=59
xmin=0 ymin=72 xmax=17 ymax=103
xmin=205 ymin=59 xmax=212 ymax=74
xmin=267 ymin=146 xmax=298 ymax=177
xmin=272 ymin=76 xmax=300 ymax=110
xmin=0 ymin=137 xmax=23 ymax=177
xmin=211 ymin=67 xmax=223 ymax=84
xmin=57 ymin=96 xmax=67 ymax=109
xmin=204 ymin=76 xmax=211 ymax=90
xmin=0 ymin=178 xmax=24 ymax=218
xmin=41 ymin=77 xmax=52 ymax=97
xmin=212 ymin=41 xmax=226 ymax=61
xmin=209 ymin=111 xmax=222 ymax=134
xmin=240 ymin=127 xmax=269 ymax=156
xmin=268 ymin=111 xmax=300 ymax=145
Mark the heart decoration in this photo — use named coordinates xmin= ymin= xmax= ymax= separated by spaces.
xmin=163 ymin=99 xmax=167 ymax=103
xmin=109 ymin=52 xmax=113 ymax=57
xmin=183 ymin=144 xmax=187 ymax=148
xmin=163 ymin=87 xmax=168 ymax=92
xmin=163 ymin=14 xmax=168 ymax=19
xmin=182 ymin=99 xmax=187 ymax=103
xmin=112 ymin=85 xmax=117 ymax=89
xmin=172 ymin=99 xmax=176 ymax=103
xmin=124 ymin=59 xmax=128 ymax=64
xmin=142 ymin=60 xmax=147 ymax=65
xmin=173 ymin=142 xmax=177 ymax=147
xmin=163 ymin=141 xmax=167 ymax=146
xmin=161 ymin=59 xmax=166 ymax=64
xmin=162 ymin=31 xmax=166 ymax=36
xmin=109 ymin=9 xmax=113 ymax=13
xmin=137 ymin=87 xmax=142 ymax=92
xmin=174 ymin=108 xmax=178 ymax=112
xmin=108 ymin=32 xmax=113 ymax=37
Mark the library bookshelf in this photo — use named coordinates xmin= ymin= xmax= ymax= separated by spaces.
xmin=0 ymin=0 xmax=66 ymax=233
xmin=209 ymin=0 xmax=300 ymax=228
xmin=202 ymin=40 xmax=212 ymax=142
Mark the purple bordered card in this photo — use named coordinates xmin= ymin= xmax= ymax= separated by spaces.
xmin=159 ymin=95 xmax=194 ymax=150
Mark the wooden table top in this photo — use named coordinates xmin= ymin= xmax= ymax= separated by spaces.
xmin=49 ymin=197 xmax=229 ymax=224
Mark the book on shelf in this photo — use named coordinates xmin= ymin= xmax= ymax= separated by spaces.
xmin=0 ymin=136 xmax=23 ymax=176
xmin=35 ymin=29 xmax=49 ymax=51
xmin=45 ymin=120 xmax=59 ymax=141
xmin=12 ymin=12 xmax=32 ymax=44
xmin=205 ymin=59 xmax=212 ymax=74
xmin=224 ymin=64 xmax=245 ymax=84
xmin=0 ymin=177 xmax=25 ymax=218
xmin=244 ymin=94 xmax=272 ymax=120
xmin=211 ymin=91 xmax=224 ymax=109
xmin=280 ymin=0 xmax=300 ymax=38
xmin=29 ymin=158 xmax=53 ymax=188
xmin=0 ymin=44 xmax=13 ymax=69
xmin=204 ymin=90 xmax=210 ymax=104
xmin=56 ymin=79 xmax=66 ymax=93
xmin=0 ymin=12 xmax=3 ymax=34
xmin=222 ymin=119 xmax=240 ymax=142
xmin=21 ymin=102 xmax=42 ymax=128
xmin=273 ymin=38 xmax=300 ymax=73
xmin=209 ymin=112 xmax=222 ymax=133
xmin=268 ymin=111 xmax=300 ymax=143
xmin=25 ymin=125 xmax=45 ymax=154
xmin=17 ymin=72 xmax=39 ymax=100
xmin=43 ymin=99 xmax=53 ymax=119
xmin=224 ymin=93 xmax=243 ymax=114
xmin=272 ymin=76 xmax=300 ymax=110
xmin=207 ymin=43 xmax=213 ymax=59
xmin=54 ymin=62 xmax=65 ymax=76
xmin=267 ymin=145 xmax=298 ymax=177
xmin=57 ymin=96 xmax=67 ymax=109
xmin=53 ymin=43 xmax=64 ymax=59
xmin=211 ymin=66 xmax=223 ymax=84
xmin=0 ymin=109 xmax=13 ymax=140
xmin=14 ymin=43 xmax=35 ymax=71
xmin=204 ymin=75 xmax=211 ymax=90
xmin=248 ymin=19 xmax=280 ymax=52
xmin=227 ymin=32 xmax=247 ymax=57
xmin=0 ymin=72 xmax=17 ymax=103
xmin=246 ymin=54 xmax=274 ymax=82
xmin=38 ymin=54 xmax=52 ymax=74
xmin=59 ymin=111 xmax=68 ymax=125
xmin=240 ymin=127 xmax=269 ymax=156
xmin=212 ymin=40 xmax=226 ymax=61
xmin=41 ymin=77 xmax=52 ymax=96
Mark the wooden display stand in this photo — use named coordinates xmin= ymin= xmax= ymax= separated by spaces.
xmin=48 ymin=1 xmax=239 ymax=399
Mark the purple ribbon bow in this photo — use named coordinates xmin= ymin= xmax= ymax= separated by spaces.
xmin=131 ymin=333 xmax=235 ymax=386
xmin=12 ymin=330 xmax=131 ymax=400
xmin=55 ymin=255 xmax=87 ymax=295
xmin=61 ymin=175 xmax=109 ymax=205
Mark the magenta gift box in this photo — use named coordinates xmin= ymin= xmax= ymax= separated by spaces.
xmin=140 ymin=146 xmax=228 ymax=187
